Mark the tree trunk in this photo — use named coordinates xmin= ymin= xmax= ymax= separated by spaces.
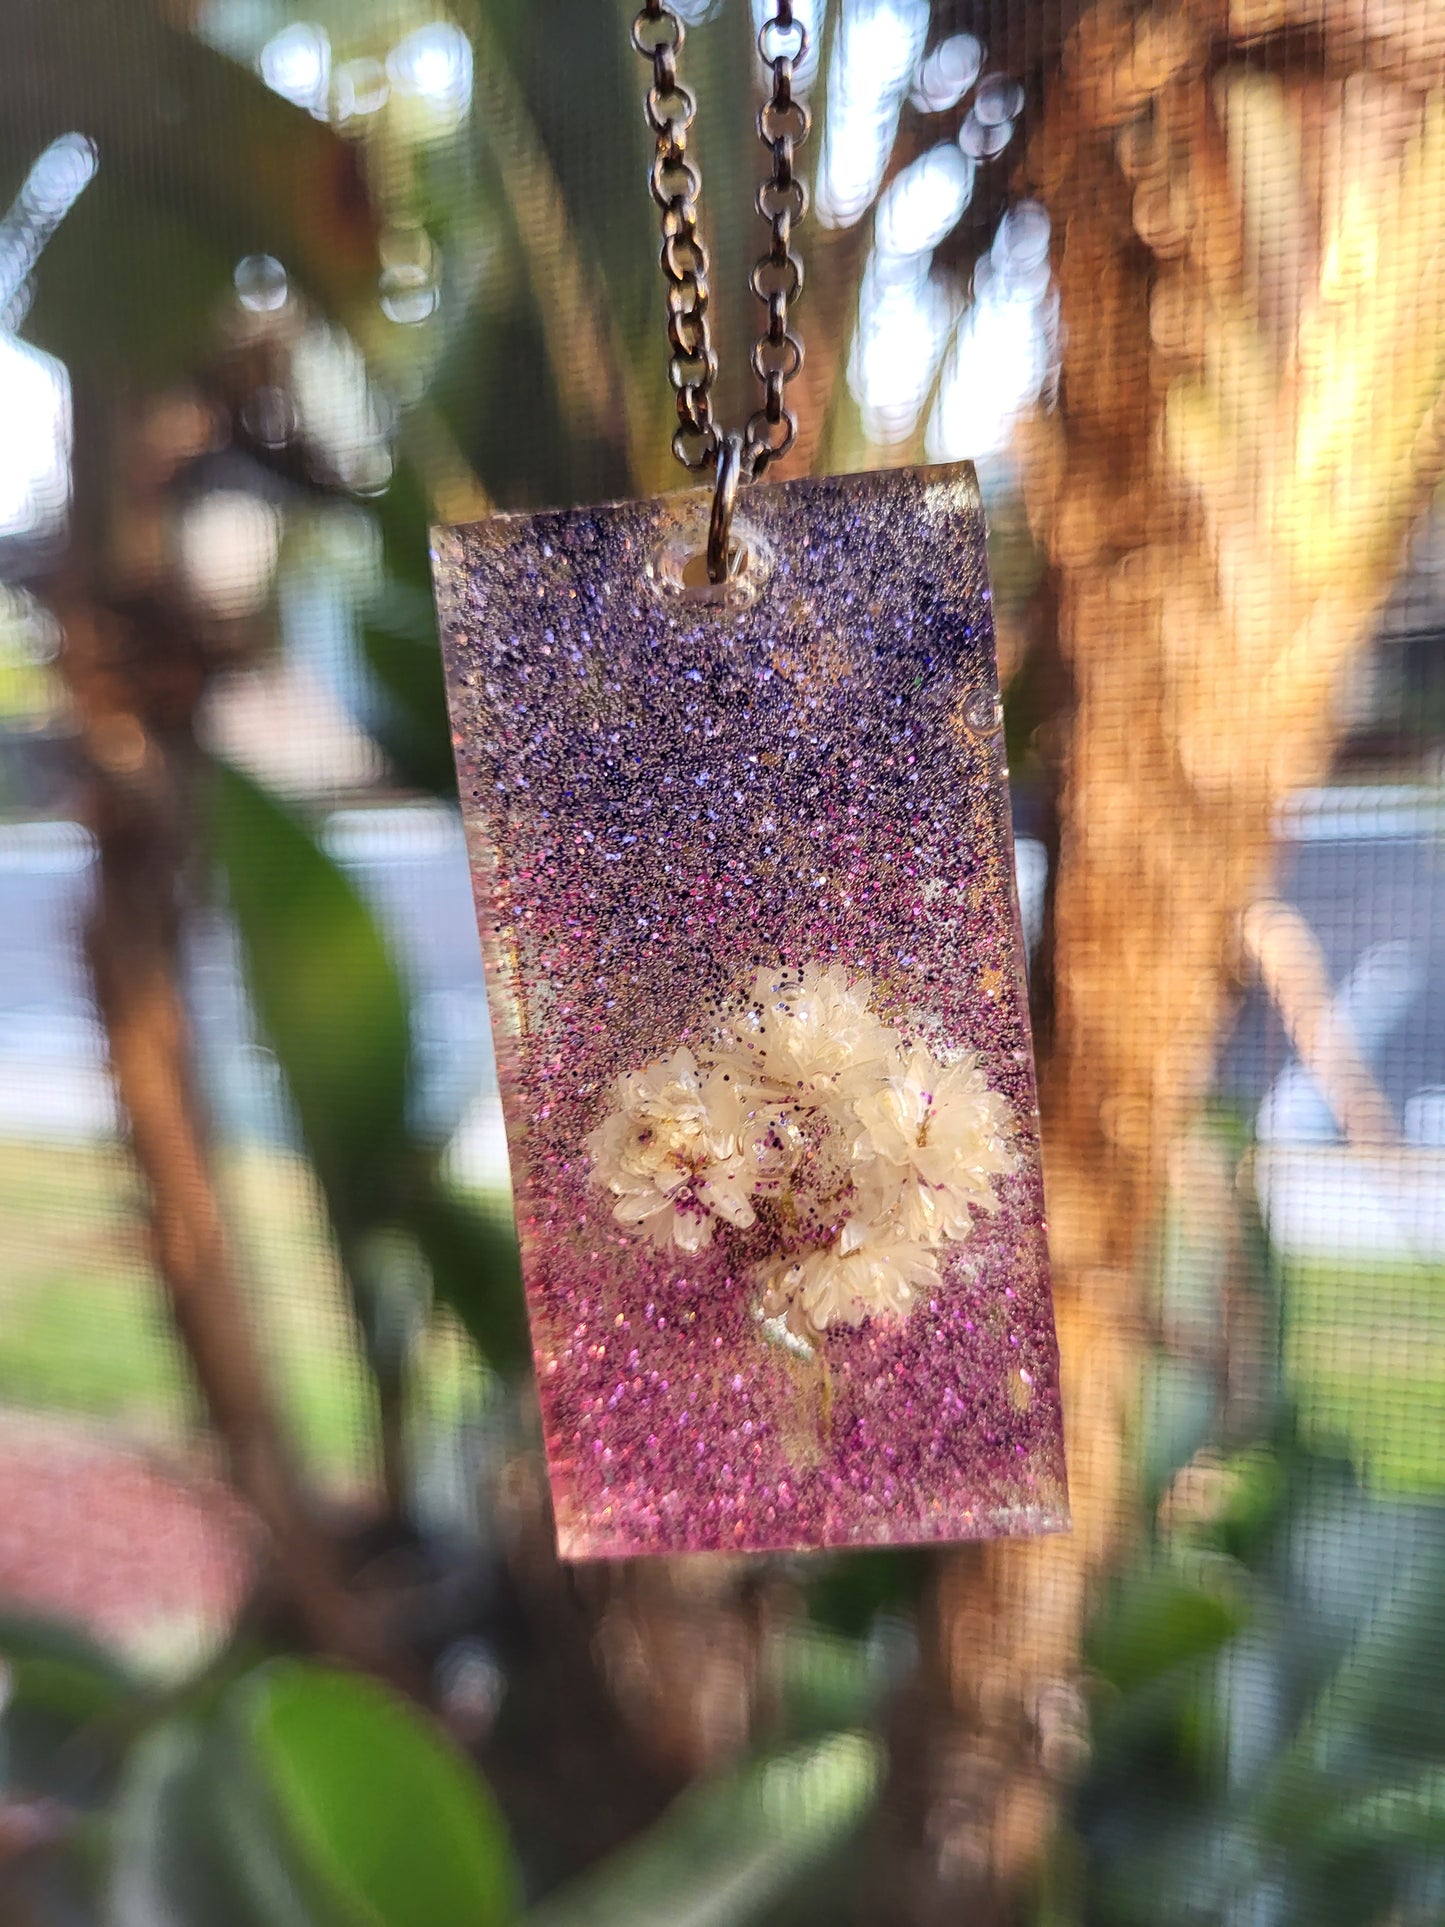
xmin=918 ymin=5 xmax=1445 ymax=1912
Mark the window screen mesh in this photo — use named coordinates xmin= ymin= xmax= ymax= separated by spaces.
xmin=1 ymin=1 xmax=1442 ymax=1920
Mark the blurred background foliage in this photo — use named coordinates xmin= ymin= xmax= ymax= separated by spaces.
xmin=1 ymin=0 xmax=1444 ymax=1921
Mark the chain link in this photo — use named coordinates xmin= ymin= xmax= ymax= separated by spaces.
xmin=632 ymin=2 xmax=809 ymax=480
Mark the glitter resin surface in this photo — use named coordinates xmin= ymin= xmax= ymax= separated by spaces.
xmin=432 ymin=463 xmax=1068 ymax=1559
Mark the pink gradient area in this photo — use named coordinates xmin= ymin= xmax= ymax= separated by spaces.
xmin=434 ymin=463 xmax=1068 ymax=1558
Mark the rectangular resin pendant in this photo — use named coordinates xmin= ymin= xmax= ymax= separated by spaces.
xmin=432 ymin=463 xmax=1067 ymax=1559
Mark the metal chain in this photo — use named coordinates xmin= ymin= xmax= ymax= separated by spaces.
xmin=631 ymin=2 xmax=810 ymax=482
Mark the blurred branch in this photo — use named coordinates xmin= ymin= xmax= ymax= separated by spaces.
xmin=52 ymin=389 xmax=402 ymax=1688
xmin=1241 ymin=898 xmax=1398 ymax=1144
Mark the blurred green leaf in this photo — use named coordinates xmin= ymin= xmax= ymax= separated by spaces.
xmin=360 ymin=582 xmax=456 ymax=798
xmin=1325 ymin=1768 xmax=1445 ymax=1853
xmin=1088 ymin=1565 xmax=1243 ymax=1697
xmin=523 ymin=1731 xmax=884 ymax=1927
xmin=804 ymin=1548 xmax=929 ymax=1640
xmin=407 ymin=1181 xmax=528 ymax=1377
xmin=5 ymin=8 xmax=377 ymax=386
xmin=773 ymin=1617 xmax=917 ymax=1744
xmin=1206 ymin=1444 xmax=1289 ymax=1568
xmin=1074 ymin=1431 xmax=1445 ymax=1924
xmin=105 ymin=1662 xmax=520 ymax=1927
xmin=212 ymin=758 xmax=525 ymax=1373
xmin=0 ymin=1614 xmax=135 ymax=1727
xmin=440 ymin=6 xmax=650 ymax=506
xmin=0 ymin=1613 xmax=139 ymax=1801
xmin=236 ymin=1660 xmax=519 ymax=1927
xmin=371 ymin=458 xmax=439 ymax=596
xmin=358 ymin=456 xmax=457 ymax=797
xmin=211 ymin=758 xmax=411 ymax=1236
xmin=108 ymin=1721 xmax=268 ymax=1927
xmin=775 ymin=1624 xmax=895 ymax=1738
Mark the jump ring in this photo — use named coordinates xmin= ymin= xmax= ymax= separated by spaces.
xmin=749 ymin=253 xmax=803 ymax=301
xmin=706 ymin=430 xmax=744 ymax=584
xmin=632 ymin=8 xmax=683 ymax=57
xmin=646 ymin=81 xmax=696 ymax=134
xmin=745 ymin=407 xmax=796 ymax=465
xmin=758 ymin=97 xmax=810 ymax=145
xmin=758 ymin=16 xmax=807 ymax=64
xmin=671 ymin=424 xmax=718 ymax=469
xmin=756 ymin=176 xmax=808 ymax=222
xmin=652 ymin=150 xmax=700 ymax=204
xmin=751 ymin=338 xmax=801 ymax=384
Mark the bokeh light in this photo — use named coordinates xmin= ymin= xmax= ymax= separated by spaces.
xmin=233 ymin=252 xmax=289 ymax=315
xmin=258 ymin=21 xmax=330 ymax=116
xmin=816 ymin=0 xmax=931 ymax=228
xmin=909 ymin=33 xmax=983 ymax=113
xmin=0 ymin=341 xmax=71 ymax=542
xmin=176 ymin=491 xmax=283 ymax=619
xmin=847 ymin=251 xmax=958 ymax=443
xmin=927 ymin=199 xmax=1057 ymax=459
xmin=386 ymin=22 xmax=474 ymax=133
xmin=873 ymin=142 xmax=975 ymax=255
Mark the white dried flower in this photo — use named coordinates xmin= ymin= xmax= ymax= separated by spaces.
xmin=851 ymin=1044 xmax=1017 ymax=1248
xmin=762 ymin=1229 xmax=939 ymax=1335
xmin=586 ymin=1047 xmax=758 ymax=1254
xmin=585 ymin=966 xmax=1020 ymax=1335
xmin=718 ymin=964 xmax=896 ymax=1098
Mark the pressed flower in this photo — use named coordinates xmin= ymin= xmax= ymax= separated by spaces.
xmin=587 ymin=968 xmax=1019 ymax=1330
xmin=762 ymin=1231 xmax=939 ymax=1335
xmin=851 ymin=1044 xmax=1017 ymax=1247
xmin=586 ymin=1047 xmax=758 ymax=1253
xmin=719 ymin=964 xmax=897 ymax=1098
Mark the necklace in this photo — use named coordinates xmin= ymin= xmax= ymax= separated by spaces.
xmin=632 ymin=1 xmax=809 ymax=578
xmin=430 ymin=4 xmax=1067 ymax=1561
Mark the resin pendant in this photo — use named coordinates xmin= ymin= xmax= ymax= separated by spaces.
xmin=431 ymin=463 xmax=1067 ymax=1559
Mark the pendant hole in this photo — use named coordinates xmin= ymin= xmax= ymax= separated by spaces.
xmin=647 ymin=515 xmax=772 ymax=609
xmin=681 ymin=540 xmax=746 ymax=589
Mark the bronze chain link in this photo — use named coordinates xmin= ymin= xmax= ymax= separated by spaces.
xmin=631 ymin=2 xmax=810 ymax=484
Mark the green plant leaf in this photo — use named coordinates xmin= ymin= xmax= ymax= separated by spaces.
xmin=360 ymin=583 xmax=455 ymax=799
xmin=775 ymin=1619 xmax=913 ymax=1739
xmin=523 ymin=1731 xmax=884 ymax=1927
xmin=4 ymin=8 xmax=377 ymax=386
xmin=1088 ymin=1565 xmax=1243 ymax=1697
xmin=406 ymin=1181 xmax=528 ymax=1376
xmin=235 ymin=1660 xmax=519 ymax=1927
xmin=373 ymin=451 xmax=444 ymax=594
xmin=211 ymin=759 xmax=525 ymax=1374
xmin=446 ymin=6 xmax=652 ymax=502
xmin=1323 ymin=1767 xmax=1445 ymax=1853
xmin=804 ymin=1547 xmax=930 ymax=1640
xmin=108 ymin=1721 xmax=269 ymax=1927
xmin=0 ymin=1613 xmax=139 ymax=1801
xmin=210 ymin=758 xmax=411 ymax=1238
xmin=352 ymin=454 xmax=458 ymax=796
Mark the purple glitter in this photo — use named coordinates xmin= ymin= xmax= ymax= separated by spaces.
xmin=432 ymin=463 xmax=1068 ymax=1559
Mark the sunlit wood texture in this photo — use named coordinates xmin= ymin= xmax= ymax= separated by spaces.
xmin=925 ymin=2 xmax=1445 ymax=1908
